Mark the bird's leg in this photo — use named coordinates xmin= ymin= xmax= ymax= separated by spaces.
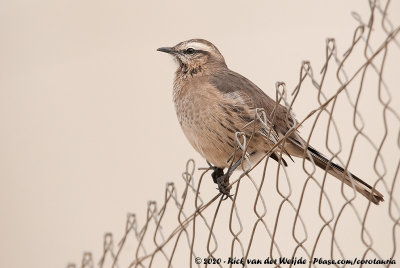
xmin=219 ymin=158 xmax=242 ymax=200
xmin=226 ymin=158 xmax=242 ymax=177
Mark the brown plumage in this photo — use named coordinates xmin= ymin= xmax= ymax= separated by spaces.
xmin=157 ymin=39 xmax=384 ymax=205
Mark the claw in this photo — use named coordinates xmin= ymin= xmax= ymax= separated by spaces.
xmin=222 ymin=193 xmax=234 ymax=200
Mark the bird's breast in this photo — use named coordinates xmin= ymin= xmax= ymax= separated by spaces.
xmin=172 ymin=83 xmax=243 ymax=167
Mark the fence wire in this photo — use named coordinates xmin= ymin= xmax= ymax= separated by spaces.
xmin=67 ymin=0 xmax=400 ymax=267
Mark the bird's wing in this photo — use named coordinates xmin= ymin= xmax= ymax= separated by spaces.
xmin=209 ymin=69 xmax=296 ymax=135
xmin=208 ymin=69 xmax=295 ymax=164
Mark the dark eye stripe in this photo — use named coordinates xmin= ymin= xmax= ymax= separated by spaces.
xmin=183 ymin=49 xmax=209 ymax=55
xmin=196 ymin=50 xmax=211 ymax=56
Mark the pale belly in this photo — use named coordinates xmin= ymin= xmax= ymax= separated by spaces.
xmin=180 ymin=119 xmax=270 ymax=169
xmin=180 ymin=122 xmax=235 ymax=168
xmin=174 ymin=84 xmax=271 ymax=169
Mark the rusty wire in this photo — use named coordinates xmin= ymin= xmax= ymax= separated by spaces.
xmin=68 ymin=0 xmax=400 ymax=267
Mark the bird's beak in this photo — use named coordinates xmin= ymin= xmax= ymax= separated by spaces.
xmin=157 ymin=47 xmax=177 ymax=55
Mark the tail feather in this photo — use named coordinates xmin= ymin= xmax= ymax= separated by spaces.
xmin=289 ymin=138 xmax=384 ymax=205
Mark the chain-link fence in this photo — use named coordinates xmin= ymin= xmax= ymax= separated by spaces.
xmin=68 ymin=0 xmax=400 ymax=267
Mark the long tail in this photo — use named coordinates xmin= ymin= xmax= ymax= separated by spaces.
xmin=288 ymin=138 xmax=384 ymax=205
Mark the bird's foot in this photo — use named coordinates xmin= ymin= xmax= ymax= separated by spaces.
xmin=207 ymin=162 xmax=233 ymax=200
xmin=216 ymin=174 xmax=232 ymax=200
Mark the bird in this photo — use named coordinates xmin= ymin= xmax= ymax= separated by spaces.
xmin=157 ymin=38 xmax=384 ymax=205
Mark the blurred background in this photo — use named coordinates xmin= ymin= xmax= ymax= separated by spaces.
xmin=0 ymin=0 xmax=399 ymax=267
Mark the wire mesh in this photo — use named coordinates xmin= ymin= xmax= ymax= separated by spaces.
xmin=68 ymin=0 xmax=400 ymax=267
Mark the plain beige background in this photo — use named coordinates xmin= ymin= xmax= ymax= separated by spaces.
xmin=1 ymin=0 xmax=399 ymax=267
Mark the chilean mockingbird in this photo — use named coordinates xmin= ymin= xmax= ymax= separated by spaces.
xmin=157 ymin=39 xmax=384 ymax=205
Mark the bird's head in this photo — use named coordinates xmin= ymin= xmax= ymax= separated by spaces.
xmin=157 ymin=39 xmax=227 ymax=74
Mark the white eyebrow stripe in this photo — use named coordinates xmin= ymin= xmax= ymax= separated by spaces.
xmin=185 ymin=42 xmax=212 ymax=52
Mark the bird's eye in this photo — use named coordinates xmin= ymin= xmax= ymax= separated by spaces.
xmin=185 ymin=48 xmax=195 ymax=54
